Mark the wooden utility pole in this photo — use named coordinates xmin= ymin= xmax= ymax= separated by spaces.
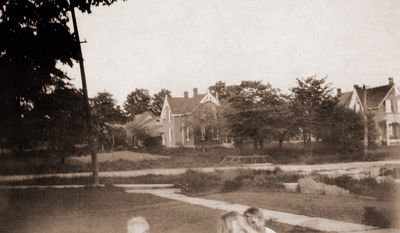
xmin=363 ymin=85 xmax=368 ymax=160
xmin=70 ymin=4 xmax=99 ymax=185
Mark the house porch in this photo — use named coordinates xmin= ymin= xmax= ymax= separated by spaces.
xmin=380 ymin=118 xmax=400 ymax=146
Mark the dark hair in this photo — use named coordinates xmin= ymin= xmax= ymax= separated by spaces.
xmin=244 ymin=207 xmax=261 ymax=216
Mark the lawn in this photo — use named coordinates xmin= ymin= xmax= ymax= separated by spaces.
xmin=202 ymin=191 xmax=400 ymax=227
xmin=1 ymin=144 xmax=400 ymax=175
xmin=0 ymin=188 xmax=326 ymax=233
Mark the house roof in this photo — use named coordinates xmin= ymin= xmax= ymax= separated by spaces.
xmin=338 ymin=91 xmax=353 ymax=107
xmin=354 ymin=84 xmax=393 ymax=109
xmin=167 ymin=94 xmax=207 ymax=114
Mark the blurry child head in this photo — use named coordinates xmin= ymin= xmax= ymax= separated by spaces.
xmin=127 ymin=216 xmax=150 ymax=233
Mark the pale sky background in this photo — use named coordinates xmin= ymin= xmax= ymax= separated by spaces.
xmin=64 ymin=0 xmax=400 ymax=105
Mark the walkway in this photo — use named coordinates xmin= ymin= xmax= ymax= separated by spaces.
xmin=1 ymin=159 xmax=400 ymax=183
xmin=122 ymin=186 xmax=399 ymax=233
xmin=1 ymin=184 xmax=399 ymax=233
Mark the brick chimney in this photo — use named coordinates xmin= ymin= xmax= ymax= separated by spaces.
xmin=337 ymin=88 xmax=342 ymax=96
xmin=388 ymin=77 xmax=394 ymax=85
xmin=184 ymin=91 xmax=188 ymax=98
xmin=193 ymin=88 xmax=198 ymax=97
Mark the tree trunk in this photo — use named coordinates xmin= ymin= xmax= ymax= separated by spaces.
xmin=307 ymin=133 xmax=313 ymax=157
xmin=279 ymin=138 xmax=283 ymax=150
xmin=258 ymin=137 xmax=264 ymax=151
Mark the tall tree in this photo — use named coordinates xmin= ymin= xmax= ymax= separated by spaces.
xmin=272 ymin=95 xmax=299 ymax=149
xmin=290 ymin=76 xmax=336 ymax=156
xmin=183 ymin=102 xmax=222 ymax=145
xmin=40 ymin=86 xmax=86 ymax=158
xmin=223 ymin=80 xmax=284 ymax=152
xmin=150 ymin=89 xmax=171 ymax=116
xmin=90 ymin=91 xmax=125 ymax=151
xmin=209 ymin=81 xmax=236 ymax=101
xmin=0 ymin=0 xmax=122 ymax=149
xmin=124 ymin=88 xmax=152 ymax=119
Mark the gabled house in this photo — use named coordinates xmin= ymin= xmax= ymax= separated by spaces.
xmin=339 ymin=78 xmax=400 ymax=145
xmin=160 ymin=88 xmax=220 ymax=147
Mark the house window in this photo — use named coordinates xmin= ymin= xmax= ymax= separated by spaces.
xmin=168 ymin=109 xmax=171 ymax=122
xmin=388 ymin=124 xmax=394 ymax=138
xmin=200 ymin=127 xmax=206 ymax=140
xmin=385 ymin=99 xmax=392 ymax=113
xmin=211 ymin=127 xmax=219 ymax=140
xmin=162 ymin=134 xmax=165 ymax=145
xmin=181 ymin=128 xmax=185 ymax=145
xmin=397 ymin=98 xmax=400 ymax=113
xmin=186 ymin=127 xmax=191 ymax=141
xmin=168 ymin=128 xmax=172 ymax=142
xmin=355 ymin=101 xmax=360 ymax=112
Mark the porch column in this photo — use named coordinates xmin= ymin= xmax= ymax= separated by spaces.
xmin=181 ymin=128 xmax=185 ymax=146
xmin=386 ymin=121 xmax=390 ymax=146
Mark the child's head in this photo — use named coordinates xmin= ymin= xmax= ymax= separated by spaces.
xmin=244 ymin=207 xmax=265 ymax=230
xmin=127 ymin=216 xmax=150 ymax=233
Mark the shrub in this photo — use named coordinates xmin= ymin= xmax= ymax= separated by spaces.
xmin=222 ymin=180 xmax=242 ymax=192
xmin=176 ymin=170 xmax=221 ymax=194
xmin=298 ymin=177 xmax=351 ymax=196
xmin=317 ymin=175 xmax=397 ymax=201
xmin=362 ymin=207 xmax=393 ymax=228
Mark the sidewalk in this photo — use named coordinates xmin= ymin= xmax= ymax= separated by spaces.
xmin=1 ymin=159 xmax=399 ymax=183
xmin=124 ymin=187 xmax=399 ymax=233
xmin=1 ymin=183 xmax=398 ymax=233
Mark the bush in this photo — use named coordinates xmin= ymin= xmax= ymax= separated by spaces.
xmin=222 ymin=180 xmax=242 ymax=192
xmin=317 ymin=175 xmax=397 ymax=201
xmin=362 ymin=207 xmax=393 ymax=228
xmin=176 ymin=170 xmax=221 ymax=194
xmin=298 ymin=177 xmax=351 ymax=196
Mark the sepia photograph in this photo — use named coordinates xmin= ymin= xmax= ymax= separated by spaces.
xmin=0 ymin=0 xmax=399 ymax=232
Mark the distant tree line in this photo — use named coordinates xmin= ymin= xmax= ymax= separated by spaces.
xmin=0 ymin=0 xmax=375 ymax=158
xmin=0 ymin=74 xmax=377 ymax=158
xmin=207 ymin=77 xmax=377 ymax=156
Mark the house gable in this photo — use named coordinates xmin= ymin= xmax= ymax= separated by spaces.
xmin=160 ymin=96 xmax=171 ymax=120
xmin=354 ymin=84 xmax=393 ymax=110
xmin=200 ymin=92 xmax=220 ymax=106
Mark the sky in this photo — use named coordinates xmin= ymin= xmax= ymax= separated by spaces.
xmin=64 ymin=0 xmax=400 ymax=105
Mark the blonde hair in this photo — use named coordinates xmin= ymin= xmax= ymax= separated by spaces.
xmin=127 ymin=216 xmax=150 ymax=233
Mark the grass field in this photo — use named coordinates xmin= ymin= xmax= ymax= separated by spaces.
xmin=1 ymin=144 xmax=399 ymax=175
xmin=0 ymin=188 xmax=326 ymax=233
xmin=202 ymin=191 xmax=400 ymax=227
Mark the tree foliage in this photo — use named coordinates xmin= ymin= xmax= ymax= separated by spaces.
xmin=90 ymin=91 xmax=125 ymax=150
xmin=290 ymin=76 xmax=336 ymax=155
xmin=318 ymin=106 xmax=364 ymax=153
xmin=42 ymin=86 xmax=87 ymax=155
xmin=150 ymin=89 xmax=171 ymax=116
xmin=0 ymin=0 xmax=122 ymax=152
xmin=209 ymin=80 xmax=236 ymax=101
xmin=271 ymin=95 xmax=299 ymax=149
xmin=182 ymin=102 xmax=222 ymax=145
xmin=124 ymin=88 xmax=152 ymax=119
xmin=125 ymin=112 xmax=163 ymax=147
xmin=222 ymin=80 xmax=285 ymax=151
